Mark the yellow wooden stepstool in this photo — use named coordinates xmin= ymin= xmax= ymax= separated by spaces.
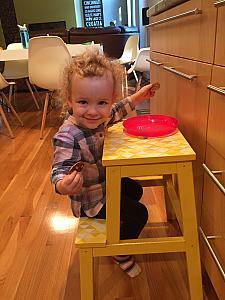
xmin=75 ymin=122 xmax=203 ymax=300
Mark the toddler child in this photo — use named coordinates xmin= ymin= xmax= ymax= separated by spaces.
xmin=51 ymin=50 xmax=158 ymax=278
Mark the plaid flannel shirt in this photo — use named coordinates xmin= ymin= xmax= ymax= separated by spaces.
xmin=51 ymin=97 xmax=134 ymax=217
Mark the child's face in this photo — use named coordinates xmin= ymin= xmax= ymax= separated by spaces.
xmin=68 ymin=73 xmax=114 ymax=129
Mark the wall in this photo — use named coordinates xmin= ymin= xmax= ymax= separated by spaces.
xmin=0 ymin=24 xmax=6 ymax=48
xmin=74 ymin=0 xmax=83 ymax=27
xmin=13 ymin=0 xmax=77 ymax=30
xmin=0 ymin=0 xmax=151 ymax=48
xmin=137 ymin=0 xmax=149 ymax=48
xmin=103 ymin=0 xmax=128 ymax=27
xmin=144 ymin=0 xmax=159 ymax=47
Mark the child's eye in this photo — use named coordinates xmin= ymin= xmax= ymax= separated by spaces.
xmin=98 ymin=100 xmax=108 ymax=106
xmin=78 ymin=100 xmax=87 ymax=105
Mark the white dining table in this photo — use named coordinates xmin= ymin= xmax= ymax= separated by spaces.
xmin=0 ymin=44 xmax=102 ymax=61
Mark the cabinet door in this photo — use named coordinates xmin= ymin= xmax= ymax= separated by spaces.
xmin=149 ymin=52 xmax=177 ymax=117
xmin=149 ymin=0 xmax=217 ymax=63
xmin=168 ymin=56 xmax=211 ymax=219
xmin=200 ymin=144 xmax=225 ymax=300
xmin=207 ymin=65 xmax=225 ymax=158
xmin=214 ymin=2 xmax=225 ymax=66
xmin=172 ymin=57 xmax=211 ymax=162
xmin=150 ymin=52 xmax=212 ymax=219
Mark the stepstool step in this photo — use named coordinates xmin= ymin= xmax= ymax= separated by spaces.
xmin=75 ymin=217 xmax=106 ymax=248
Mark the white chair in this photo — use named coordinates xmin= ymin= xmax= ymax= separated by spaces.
xmin=127 ymin=47 xmax=150 ymax=85
xmin=127 ymin=48 xmax=151 ymax=114
xmin=0 ymin=73 xmax=23 ymax=138
xmin=28 ymin=36 xmax=72 ymax=139
xmin=2 ymin=43 xmax=40 ymax=110
xmin=117 ymin=35 xmax=139 ymax=98
xmin=118 ymin=35 xmax=139 ymax=65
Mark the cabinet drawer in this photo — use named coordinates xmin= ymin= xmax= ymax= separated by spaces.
xmin=200 ymin=144 xmax=225 ymax=299
xmin=214 ymin=1 xmax=225 ymax=66
xmin=149 ymin=0 xmax=217 ymax=63
xmin=207 ymin=65 xmax=225 ymax=158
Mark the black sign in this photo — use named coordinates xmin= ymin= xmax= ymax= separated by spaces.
xmin=82 ymin=0 xmax=104 ymax=28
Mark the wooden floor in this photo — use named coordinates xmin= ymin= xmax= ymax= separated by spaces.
xmin=0 ymin=92 xmax=219 ymax=300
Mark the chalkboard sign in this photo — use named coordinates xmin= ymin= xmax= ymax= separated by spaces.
xmin=82 ymin=0 xmax=104 ymax=28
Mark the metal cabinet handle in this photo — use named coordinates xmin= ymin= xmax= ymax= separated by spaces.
xmin=207 ymin=235 xmax=222 ymax=239
xmin=214 ymin=0 xmax=225 ymax=7
xmin=199 ymin=227 xmax=225 ymax=280
xmin=212 ymin=170 xmax=223 ymax=175
xmin=207 ymin=85 xmax=225 ymax=96
xmin=163 ymin=66 xmax=197 ymax=81
xmin=148 ymin=8 xmax=202 ymax=27
xmin=146 ymin=58 xmax=162 ymax=66
xmin=203 ymin=163 xmax=225 ymax=195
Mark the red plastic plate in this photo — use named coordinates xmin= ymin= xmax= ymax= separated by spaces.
xmin=123 ymin=114 xmax=178 ymax=138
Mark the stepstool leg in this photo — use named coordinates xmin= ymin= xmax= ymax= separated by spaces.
xmin=163 ymin=175 xmax=176 ymax=221
xmin=79 ymin=248 xmax=94 ymax=300
xmin=177 ymin=162 xmax=203 ymax=300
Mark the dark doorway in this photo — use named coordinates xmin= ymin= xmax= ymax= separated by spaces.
xmin=0 ymin=0 xmax=19 ymax=45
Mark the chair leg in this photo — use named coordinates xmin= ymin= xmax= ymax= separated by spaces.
xmin=40 ymin=92 xmax=49 ymax=139
xmin=25 ymin=79 xmax=40 ymax=110
xmin=32 ymin=84 xmax=42 ymax=104
xmin=1 ymin=92 xmax=24 ymax=126
xmin=0 ymin=106 xmax=14 ymax=138
xmin=135 ymin=74 xmax=143 ymax=92
xmin=8 ymin=84 xmax=14 ymax=104
xmin=79 ymin=248 xmax=94 ymax=300
xmin=122 ymin=66 xmax=128 ymax=98
xmin=7 ymin=82 xmax=16 ymax=109
xmin=133 ymin=69 xmax=139 ymax=82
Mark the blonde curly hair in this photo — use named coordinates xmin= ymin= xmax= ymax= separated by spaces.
xmin=60 ymin=50 xmax=124 ymax=118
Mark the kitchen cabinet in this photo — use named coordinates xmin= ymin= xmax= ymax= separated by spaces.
xmin=200 ymin=65 xmax=225 ymax=299
xmin=150 ymin=51 xmax=211 ymax=219
xmin=148 ymin=0 xmax=225 ymax=297
xmin=149 ymin=0 xmax=217 ymax=63
xmin=200 ymin=145 xmax=225 ymax=300
xmin=214 ymin=2 xmax=225 ymax=66
xmin=207 ymin=66 xmax=225 ymax=157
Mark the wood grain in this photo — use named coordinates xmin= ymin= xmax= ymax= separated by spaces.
xmin=0 ymin=93 xmax=218 ymax=299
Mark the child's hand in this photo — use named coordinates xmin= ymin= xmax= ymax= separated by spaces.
xmin=130 ymin=82 xmax=160 ymax=106
xmin=56 ymin=171 xmax=83 ymax=195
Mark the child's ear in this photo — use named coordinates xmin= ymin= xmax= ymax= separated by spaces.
xmin=68 ymin=107 xmax=73 ymax=115
xmin=67 ymin=99 xmax=72 ymax=108
xmin=67 ymin=99 xmax=73 ymax=114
